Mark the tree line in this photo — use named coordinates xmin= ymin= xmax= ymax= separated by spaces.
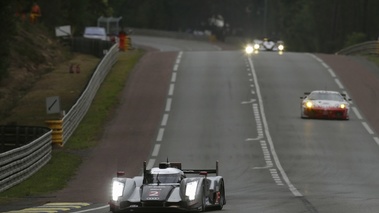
xmin=1 ymin=0 xmax=379 ymax=79
xmin=108 ymin=0 xmax=379 ymax=53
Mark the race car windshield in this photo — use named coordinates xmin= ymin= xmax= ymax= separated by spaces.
xmin=146 ymin=173 xmax=182 ymax=184
xmin=308 ymin=93 xmax=344 ymax=101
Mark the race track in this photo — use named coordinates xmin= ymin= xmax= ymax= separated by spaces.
xmin=4 ymin=36 xmax=379 ymax=213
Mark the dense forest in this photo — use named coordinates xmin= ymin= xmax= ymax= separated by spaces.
xmin=108 ymin=0 xmax=379 ymax=53
xmin=1 ymin=0 xmax=379 ymax=79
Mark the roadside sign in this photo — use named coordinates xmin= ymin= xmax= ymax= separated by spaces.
xmin=46 ymin=96 xmax=61 ymax=114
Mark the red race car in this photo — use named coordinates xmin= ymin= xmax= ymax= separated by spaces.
xmin=300 ymin=90 xmax=351 ymax=120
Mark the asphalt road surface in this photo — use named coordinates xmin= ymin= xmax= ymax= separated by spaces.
xmin=4 ymin=36 xmax=379 ymax=213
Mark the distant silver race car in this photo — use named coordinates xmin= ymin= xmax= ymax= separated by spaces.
xmin=300 ymin=90 xmax=351 ymax=120
xmin=109 ymin=161 xmax=226 ymax=212
xmin=245 ymin=38 xmax=284 ymax=54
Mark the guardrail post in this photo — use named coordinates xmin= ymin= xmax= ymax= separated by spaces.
xmin=45 ymin=120 xmax=63 ymax=146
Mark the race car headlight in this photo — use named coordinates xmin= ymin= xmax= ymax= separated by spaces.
xmin=112 ymin=180 xmax=125 ymax=201
xmin=245 ymin=45 xmax=254 ymax=54
xmin=340 ymin=104 xmax=346 ymax=109
xmin=305 ymin=101 xmax=313 ymax=108
xmin=278 ymin=44 xmax=284 ymax=51
xmin=254 ymin=43 xmax=260 ymax=50
xmin=185 ymin=181 xmax=198 ymax=201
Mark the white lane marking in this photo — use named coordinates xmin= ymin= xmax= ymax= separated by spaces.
xmin=352 ymin=107 xmax=362 ymax=120
xmin=150 ymin=52 xmax=183 ymax=162
xmin=171 ymin=72 xmax=177 ymax=82
xmin=72 ymin=205 xmax=108 ymax=213
xmin=150 ymin=52 xmax=182 ymax=174
xmin=161 ymin=114 xmax=169 ymax=126
xmin=247 ymin=57 xmax=303 ymax=197
xmin=259 ymin=140 xmax=273 ymax=168
xmin=327 ymin=68 xmax=336 ymax=77
xmin=309 ymin=54 xmax=337 ymax=78
xmin=241 ymin=99 xmax=256 ymax=104
xmin=245 ymin=103 xmax=263 ymax=141
xmin=270 ymin=169 xmax=284 ymax=185
xmin=147 ymin=159 xmax=155 ymax=169
xmin=165 ymin=98 xmax=172 ymax=112
xmin=173 ymin=64 xmax=179 ymax=71
xmin=320 ymin=62 xmax=328 ymax=68
xmin=168 ymin=83 xmax=175 ymax=96
xmin=152 ymin=144 xmax=161 ymax=157
xmin=362 ymin=122 xmax=374 ymax=134
xmin=374 ymin=137 xmax=379 ymax=146
xmin=335 ymin=79 xmax=344 ymax=89
xmin=156 ymin=128 xmax=165 ymax=141
xmin=313 ymin=56 xmax=322 ymax=63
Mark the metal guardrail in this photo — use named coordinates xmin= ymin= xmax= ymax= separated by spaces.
xmin=0 ymin=126 xmax=50 ymax=153
xmin=336 ymin=41 xmax=379 ymax=55
xmin=0 ymin=128 xmax=52 ymax=192
xmin=62 ymin=43 xmax=119 ymax=146
xmin=0 ymin=42 xmax=119 ymax=193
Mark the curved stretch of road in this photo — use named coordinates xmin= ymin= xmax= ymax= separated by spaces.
xmin=4 ymin=36 xmax=379 ymax=213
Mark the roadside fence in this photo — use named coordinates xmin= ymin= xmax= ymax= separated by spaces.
xmin=336 ymin=41 xmax=379 ymax=55
xmin=0 ymin=42 xmax=119 ymax=193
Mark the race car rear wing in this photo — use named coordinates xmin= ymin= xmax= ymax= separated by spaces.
xmin=183 ymin=161 xmax=219 ymax=176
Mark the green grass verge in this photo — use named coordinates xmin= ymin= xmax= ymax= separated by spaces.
xmin=66 ymin=50 xmax=144 ymax=150
xmin=0 ymin=50 xmax=144 ymax=203
xmin=365 ymin=55 xmax=379 ymax=66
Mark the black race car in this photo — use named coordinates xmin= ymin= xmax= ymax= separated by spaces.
xmin=109 ymin=161 xmax=226 ymax=212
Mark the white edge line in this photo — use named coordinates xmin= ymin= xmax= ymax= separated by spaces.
xmin=247 ymin=57 xmax=303 ymax=197
xmin=327 ymin=68 xmax=336 ymax=77
xmin=374 ymin=137 xmax=379 ymax=146
xmin=165 ymin=98 xmax=172 ymax=112
xmin=156 ymin=128 xmax=165 ymax=141
xmin=362 ymin=122 xmax=374 ymax=135
xmin=171 ymin=72 xmax=177 ymax=82
xmin=334 ymin=79 xmax=344 ymax=89
xmin=352 ymin=107 xmax=362 ymax=120
xmin=168 ymin=84 xmax=175 ymax=96
xmin=161 ymin=114 xmax=169 ymax=126
xmin=152 ymin=144 xmax=161 ymax=157
xmin=173 ymin=64 xmax=179 ymax=71
xmin=147 ymin=159 xmax=155 ymax=169
xmin=310 ymin=54 xmax=336 ymax=77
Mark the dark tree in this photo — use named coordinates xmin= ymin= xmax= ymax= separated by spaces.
xmin=0 ymin=0 xmax=16 ymax=80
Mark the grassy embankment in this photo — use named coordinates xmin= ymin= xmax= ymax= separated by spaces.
xmin=0 ymin=49 xmax=144 ymax=203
